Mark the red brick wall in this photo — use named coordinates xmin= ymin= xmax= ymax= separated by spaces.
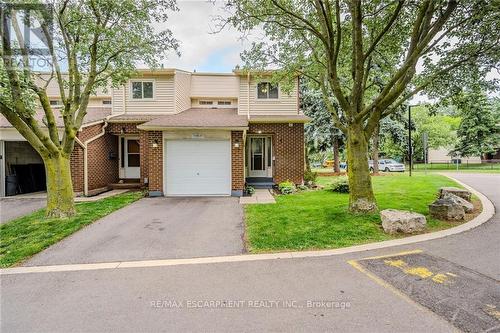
xmin=107 ymin=122 xmax=141 ymax=135
xmin=231 ymin=131 xmax=244 ymax=192
xmin=70 ymin=145 xmax=84 ymax=194
xmin=147 ymin=131 xmax=163 ymax=193
xmin=87 ymin=132 xmax=119 ymax=191
xmin=248 ymin=123 xmax=304 ymax=184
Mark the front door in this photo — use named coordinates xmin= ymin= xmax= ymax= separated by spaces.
xmin=124 ymin=137 xmax=140 ymax=179
xmin=249 ymin=137 xmax=272 ymax=177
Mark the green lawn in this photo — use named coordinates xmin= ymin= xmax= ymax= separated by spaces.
xmin=0 ymin=191 xmax=143 ymax=268
xmin=245 ymin=174 xmax=473 ymax=252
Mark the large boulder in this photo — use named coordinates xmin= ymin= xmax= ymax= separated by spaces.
xmin=439 ymin=187 xmax=472 ymax=202
xmin=380 ymin=209 xmax=427 ymax=234
xmin=441 ymin=193 xmax=474 ymax=213
xmin=429 ymin=198 xmax=465 ymax=220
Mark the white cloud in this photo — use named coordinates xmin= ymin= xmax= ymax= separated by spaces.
xmin=156 ymin=0 xmax=255 ymax=72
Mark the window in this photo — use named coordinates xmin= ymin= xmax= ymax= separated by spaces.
xmin=257 ymin=82 xmax=279 ymax=99
xmin=199 ymin=100 xmax=213 ymax=105
xmin=217 ymin=100 xmax=231 ymax=105
xmin=102 ymin=100 xmax=112 ymax=105
xmin=49 ymin=100 xmax=59 ymax=106
xmin=131 ymin=81 xmax=154 ymax=99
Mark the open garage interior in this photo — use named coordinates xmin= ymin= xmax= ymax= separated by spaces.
xmin=1 ymin=141 xmax=46 ymax=196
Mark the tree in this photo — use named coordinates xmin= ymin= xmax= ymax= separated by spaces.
xmin=452 ymin=88 xmax=500 ymax=158
xmin=220 ymin=0 xmax=499 ymax=213
xmin=302 ymin=84 xmax=344 ymax=172
xmin=0 ymin=0 xmax=178 ymax=217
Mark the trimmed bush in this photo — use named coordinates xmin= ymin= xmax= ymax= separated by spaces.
xmin=278 ymin=180 xmax=296 ymax=195
xmin=245 ymin=185 xmax=256 ymax=195
xmin=331 ymin=176 xmax=349 ymax=193
xmin=304 ymin=170 xmax=318 ymax=184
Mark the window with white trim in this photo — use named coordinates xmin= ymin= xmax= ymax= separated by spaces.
xmin=131 ymin=81 xmax=154 ymax=99
xmin=217 ymin=100 xmax=231 ymax=105
xmin=257 ymin=82 xmax=279 ymax=99
xmin=199 ymin=100 xmax=213 ymax=105
xmin=102 ymin=100 xmax=112 ymax=105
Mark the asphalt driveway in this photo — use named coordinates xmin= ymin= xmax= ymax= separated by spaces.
xmin=0 ymin=197 xmax=45 ymax=224
xmin=23 ymin=197 xmax=245 ymax=266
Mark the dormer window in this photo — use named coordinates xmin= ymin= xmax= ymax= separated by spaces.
xmin=257 ymin=82 xmax=279 ymax=99
xmin=199 ymin=100 xmax=213 ymax=105
xmin=131 ymin=81 xmax=154 ymax=99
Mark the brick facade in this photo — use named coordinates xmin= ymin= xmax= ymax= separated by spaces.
xmin=248 ymin=123 xmax=305 ymax=184
xmin=147 ymin=131 xmax=163 ymax=194
xmin=231 ymin=131 xmax=245 ymax=193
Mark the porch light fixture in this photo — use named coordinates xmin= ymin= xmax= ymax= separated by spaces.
xmin=120 ymin=127 xmax=125 ymax=134
xmin=257 ymin=130 xmax=262 ymax=134
xmin=233 ymin=140 xmax=240 ymax=148
xmin=152 ymin=139 xmax=159 ymax=148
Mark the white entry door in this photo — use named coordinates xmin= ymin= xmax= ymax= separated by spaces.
xmin=124 ymin=137 xmax=140 ymax=179
xmin=248 ymin=137 xmax=272 ymax=177
xmin=165 ymin=140 xmax=231 ymax=196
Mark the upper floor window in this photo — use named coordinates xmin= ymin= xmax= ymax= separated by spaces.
xmin=217 ymin=100 xmax=231 ymax=105
xmin=257 ymin=82 xmax=279 ymax=99
xmin=102 ymin=100 xmax=112 ymax=105
xmin=49 ymin=100 xmax=59 ymax=106
xmin=131 ymin=81 xmax=154 ymax=99
xmin=199 ymin=100 xmax=213 ymax=105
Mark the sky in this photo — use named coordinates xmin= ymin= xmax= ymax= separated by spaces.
xmin=159 ymin=1 xmax=252 ymax=73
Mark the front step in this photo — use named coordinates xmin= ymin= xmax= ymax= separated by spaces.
xmin=109 ymin=182 xmax=142 ymax=190
xmin=246 ymin=177 xmax=274 ymax=189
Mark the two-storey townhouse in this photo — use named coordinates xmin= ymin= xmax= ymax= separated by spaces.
xmin=0 ymin=68 xmax=309 ymax=197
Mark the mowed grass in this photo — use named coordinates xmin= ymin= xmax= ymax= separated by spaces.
xmin=245 ymin=174 xmax=466 ymax=252
xmin=0 ymin=191 xmax=143 ymax=268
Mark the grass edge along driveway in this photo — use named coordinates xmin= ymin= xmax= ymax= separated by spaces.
xmin=0 ymin=191 xmax=143 ymax=268
xmin=245 ymin=174 xmax=480 ymax=252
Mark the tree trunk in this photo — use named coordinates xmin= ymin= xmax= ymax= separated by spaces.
xmin=44 ymin=154 xmax=76 ymax=218
xmin=372 ymin=125 xmax=380 ymax=174
xmin=346 ymin=122 xmax=377 ymax=213
xmin=333 ymin=136 xmax=340 ymax=173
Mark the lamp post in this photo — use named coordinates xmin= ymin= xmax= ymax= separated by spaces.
xmin=408 ymin=104 xmax=415 ymax=177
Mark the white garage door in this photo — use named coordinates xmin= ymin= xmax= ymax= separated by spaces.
xmin=165 ymin=140 xmax=231 ymax=196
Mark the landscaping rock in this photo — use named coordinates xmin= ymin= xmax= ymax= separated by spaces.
xmin=442 ymin=193 xmax=474 ymax=213
xmin=439 ymin=187 xmax=472 ymax=202
xmin=380 ymin=209 xmax=427 ymax=234
xmin=429 ymin=198 xmax=465 ymax=220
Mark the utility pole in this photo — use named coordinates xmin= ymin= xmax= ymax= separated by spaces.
xmin=408 ymin=105 xmax=413 ymax=177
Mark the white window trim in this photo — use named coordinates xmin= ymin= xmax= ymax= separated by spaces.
xmin=217 ymin=100 xmax=232 ymax=105
xmin=129 ymin=79 xmax=155 ymax=100
xmin=256 ymin=82 xmax=280 ymax=100
xmin=199 ymin=100 xmax=214 ymax=105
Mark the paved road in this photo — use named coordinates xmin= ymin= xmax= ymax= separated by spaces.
xmin=0 ymin=198 xmax=45 ymax=224
xmin=1 ymin=173 xmax=498 ymax=332
xmin=23 ymin=197 xmax=245 ymax=266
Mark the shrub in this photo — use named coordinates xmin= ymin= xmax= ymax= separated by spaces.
xmin=278 ymin=180 xmax=296 ymax=195
xmin=304 ymin=170 xmax=318 ymax=185
xmin=297 ymin=184 xmax=309 ymax=191
xmin=331 ymin=176 xmax=349 ymax=193
xmin=245 ymin=185 xmax=255 ymax=195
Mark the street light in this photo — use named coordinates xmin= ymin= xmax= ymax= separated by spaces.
xmin=408 ymin=104 xmax=416 ymax=177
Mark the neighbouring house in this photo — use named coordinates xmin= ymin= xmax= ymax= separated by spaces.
xmin=427 ymin=147 xmax=482 ymax=164
xmin=0 ymin=69 xmax=309 ymax=197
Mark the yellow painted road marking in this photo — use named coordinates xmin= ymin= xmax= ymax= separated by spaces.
xmin=353 ymin=249 xmax=423 ymax=261
xmin=383 ymin=258 xmax=454 ymax=284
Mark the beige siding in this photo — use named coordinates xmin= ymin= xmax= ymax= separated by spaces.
xmin=111 ymin=74 xmax=175 ymax=114
xmin=238 ymin=76 xmax=299 ymax=115
xmin=191 ymin=74 xmax=239 ymax=98
xmin=174 ymin=71 xmax=192 ymax=113
xmin=34 ymin=74 xmax=110 ymax=98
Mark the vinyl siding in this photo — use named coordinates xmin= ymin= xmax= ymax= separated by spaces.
xmin=174 ymin=71 xmax=192 ymax=113
xmin=238 ymin=76 xmax=299 ymax=115
xmin=35 ymin=74 xmax=110 ymax=98
xmin=191 ymin=74 xmax=239 ymax=98
xmin=111 ymin=75 xmax=175 ymax=114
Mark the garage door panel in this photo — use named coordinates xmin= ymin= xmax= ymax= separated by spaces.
xmin=165 ymin=140 xmax=231 ymax=196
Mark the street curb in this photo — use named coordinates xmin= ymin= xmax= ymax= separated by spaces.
xmin=1 ymin=174 xmax=495 ymax=275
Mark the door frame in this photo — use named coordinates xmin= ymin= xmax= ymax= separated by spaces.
xmin=247 ymin=135 xmax=273 ymax=178
xmin=119 ymin=136 xmax=140 ymax=179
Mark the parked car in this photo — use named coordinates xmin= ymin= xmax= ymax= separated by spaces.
xmin=369 ymin=159 xmax=405 ymax=172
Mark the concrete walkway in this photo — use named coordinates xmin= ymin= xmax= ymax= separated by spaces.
xmin=1 ymin=173 xmax=498 ymax=332
xmin=239 ymin=189 xmax=276 ymax=204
